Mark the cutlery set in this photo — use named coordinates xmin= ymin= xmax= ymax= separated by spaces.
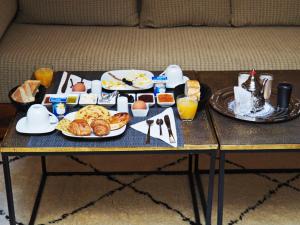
xmin=145 ymin=115 xmax=175 ymax=144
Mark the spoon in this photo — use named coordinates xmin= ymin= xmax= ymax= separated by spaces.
xmin=156 ymin=119 xmax=163 ymax=136
xmin=146 ymin=120 xmax=154 ymax=144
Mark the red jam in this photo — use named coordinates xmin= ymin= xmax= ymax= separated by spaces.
xmin=138 ymin=94 xmax=154 ymax=103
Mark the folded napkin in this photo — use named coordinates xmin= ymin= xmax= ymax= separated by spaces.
xmin=57 ymin=72 xmax=92 ymax=94
xmin=130 ymin=107 xmax=178 ymax=147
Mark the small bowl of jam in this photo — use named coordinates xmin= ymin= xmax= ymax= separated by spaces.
xmin=137 ymin=93 xmax=155 ymax=107
xmin=157 ymin=93 xmax=175 ymax=107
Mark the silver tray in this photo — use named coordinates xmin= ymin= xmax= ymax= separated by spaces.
xmin=210 ymin=87 xmax=300 ymax=123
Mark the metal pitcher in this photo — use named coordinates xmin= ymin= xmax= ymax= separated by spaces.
xmin=242 ymin=69 xmax=265 ymax=112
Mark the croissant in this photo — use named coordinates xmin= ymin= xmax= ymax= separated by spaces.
xmin=91 ymin=119 xmax=111 ymax=136
xmin=68 ymin=119 xmax=92 ymax=136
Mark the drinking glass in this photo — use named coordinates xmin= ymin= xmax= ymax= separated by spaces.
xmin=176 ymin=95 xmax=198 ymax=121
xmin=34 ymin=65 xmax=54 ymax=88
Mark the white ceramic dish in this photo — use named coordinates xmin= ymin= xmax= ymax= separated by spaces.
xmin=157 ymin=93 xmax=175 ymax=107
xmin=62 ymin=110 xmax=126 ymax=138
xmin=118 ymin=93 xmax=136 ymax=105
xmin=131 ymin=104 xmax=149 ymax=117
xmin=66 ymin=94 xmax=80 ymax=105
xmin=98 ymin=94 xmax=117 ymax=107
xmin=101 ymin=70 xmax=154 ymax=91
xmin=16 ymin=116 xmax=58 ymax=134
xmin=166 ymin=76 xmax=189 ymax=89
xmin=79 ymin=94 xmax=98 ymax=105
xmin=136 ymin=93 xmax=155 ymax=107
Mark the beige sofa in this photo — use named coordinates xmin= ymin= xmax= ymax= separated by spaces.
xmin=0 ymin=0 xmax=300 ymax=103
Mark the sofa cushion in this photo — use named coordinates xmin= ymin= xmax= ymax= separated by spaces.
xmin=232 ymin=0 xmax=300 ymax=26
xmin=140 ymin=0 xmax=231 ymax=27
xmin=1 ymin=24 xmax=300 ymax=102
xmin=0 ymin=0 xmax=17 ymax=39
xmin=16 ymin=0 xmax=138 ymax=26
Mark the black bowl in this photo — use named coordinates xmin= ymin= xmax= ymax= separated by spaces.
xmin=174 ymin=83 xmax=212 ymax=110
xmin=8 ymin=85 xmax=46 ymax=112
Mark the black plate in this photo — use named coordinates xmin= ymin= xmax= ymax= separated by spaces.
xmin=174 ymin=83 xmax=212 ymax=110
xmin=9 ymin=85 xmax=46 ymax=112
xmin=210 ymin=87 xmax=300 ymax=123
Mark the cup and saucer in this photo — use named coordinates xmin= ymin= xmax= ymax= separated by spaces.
xmin=164 ymin=65 xmax=189 ymax=89
xmin=16 ymin=104 xmax=58 ymax=134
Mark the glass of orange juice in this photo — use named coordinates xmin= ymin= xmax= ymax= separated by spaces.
xmin=34 ymin=65 xmax=54 ymax=88
xmin=176 ymin=95 xmax=198 ymax=121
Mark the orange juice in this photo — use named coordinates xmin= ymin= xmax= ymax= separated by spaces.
xmin=176 ymin=96 xmax=198 ymax=121
xmin=34 ymin=67 xmax=53 ymax=88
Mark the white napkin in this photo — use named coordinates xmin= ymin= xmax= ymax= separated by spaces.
xmin=57 ymin=71 xmax=68 ymax=94
xmin=233 ymin=86 xmax=252 ymax=115
xmin=130 ymin=107 xmax=178 ymax=147
xmin=57 ymin=72 xmax=92 ymax=94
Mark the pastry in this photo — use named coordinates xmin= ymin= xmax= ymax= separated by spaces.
xmin=68 ymin=119 xmax=92 ymax=136
xmin=75 ymin=105 xmax=110 ymax=125
xmin=91 ymin=119 xmax=111 ymax=136
xmin=109 ymin=113 xmax=131 ymax=130
xmin=185 ymin=80 xmax=201 ymax=101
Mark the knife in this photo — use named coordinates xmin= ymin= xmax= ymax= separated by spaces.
xmin=164 ymin=115 xmax=176 ymax=143
xmin=61 ymin=72 xmax=70 ymax=93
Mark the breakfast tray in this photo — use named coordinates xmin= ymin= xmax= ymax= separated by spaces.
xmin=210 ymin=87 xmax=300 ymax=123
xmin=27 ymin=107 xmax=184 ymax=148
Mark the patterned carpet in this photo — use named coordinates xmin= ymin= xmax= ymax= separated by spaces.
xmin=1 ymin=153 xmax=300 ymax=225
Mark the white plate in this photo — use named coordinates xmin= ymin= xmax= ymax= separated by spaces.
xmin=62 ymin=111 xmax=126 ymax=138
xmin=166 ymin=76 xmax=189 ymax=89
xmin=101 ymin=70 xmax=154 ymax=91
xmin=16 ymin=116 xmax=58 ymax=134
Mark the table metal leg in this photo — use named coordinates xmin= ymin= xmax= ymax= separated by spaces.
xmin=2 ymin=153 xmax=16 ymax=225
xmin=188 ymin=155 xmax=201 ymax=225
xmin=217 ymin=151 xmax=225 ymax=225
xmin=28 ymin=156 xmax=48 ymax=225
xmin=206 ymin=151 xmax=216 ymax=225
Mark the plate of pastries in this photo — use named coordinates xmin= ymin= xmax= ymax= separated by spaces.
xmin=56 ymin=105 xmax=130 ymax=138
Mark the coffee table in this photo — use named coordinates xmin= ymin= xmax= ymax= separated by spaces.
xmin=198 ymin=70 xmax=300 ymax=225
xmin=1 ymin=71 xmax=218 ymax=225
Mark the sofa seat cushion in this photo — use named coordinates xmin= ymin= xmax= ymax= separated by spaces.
xmin=1 ymin=24 xmax=300 ymax=102
xmin=16 ymin=0 xmax=138 ymax=26
xmin=232 ymin=0 xmax=300 ymax=26
xmin=140 ymin=0 xmax=231 ymax=27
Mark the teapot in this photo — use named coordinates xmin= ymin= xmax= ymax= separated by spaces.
xmin=242 ymin=69 xmax=265 ymax=112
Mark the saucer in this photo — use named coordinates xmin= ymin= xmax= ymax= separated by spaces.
xmin=16 ymin=116 xmax=58 ymax=134
xmin=166 ymin=76 xmax=189 ymax=89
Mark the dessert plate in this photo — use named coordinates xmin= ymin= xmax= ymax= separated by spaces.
xmin=16 ymin=116 xmax=58 ymax=134
xmin=62 ymin=110 xmax=126 ymax=138
xmin=101 ymin=70 xmax=154 ymax=91
xmin=210 ymin=87 xmax=300 ymax=123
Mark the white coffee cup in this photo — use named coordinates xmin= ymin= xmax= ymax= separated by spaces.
xmin=165 ymin=65 xmax=183 ymax=88
xmin=26 ymin=104 xmax=57 ymax=131
xmin=91 ymin=80 xmax=102 ymax=96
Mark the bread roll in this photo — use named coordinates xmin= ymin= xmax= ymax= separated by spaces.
xmin=11 ymin=80 xmax=41 ymax=103
xmin=185 ymin=80 xmax=201 ymax=101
